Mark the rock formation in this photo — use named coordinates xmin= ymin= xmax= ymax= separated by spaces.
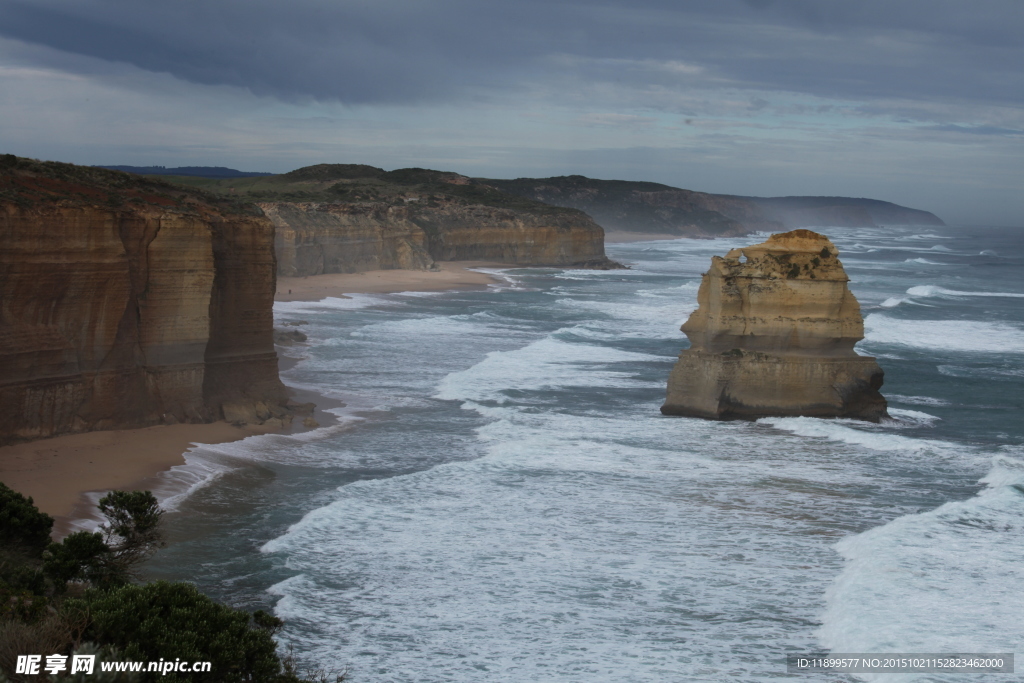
xmin=263 ymin=202 xmax=434 ymax=276
xmin=0 ymin=155 xmax=291 ymax=444
xmin=159 ymin=165 xmax=622 ymax=274
xmin=661 ymin=230 xmax=887 ymax=421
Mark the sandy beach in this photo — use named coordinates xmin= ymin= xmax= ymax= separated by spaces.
xmin=276 ymin=261 xmax=507 ymax=301
xmin=604 ymin=231 xmax=681 ymax=243
xmin=0 ymin=421 xmax=277 ymax=532
xmin=1 ymin=261 xmax=509 ymax=534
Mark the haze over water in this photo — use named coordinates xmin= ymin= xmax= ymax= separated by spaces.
xmin=145 ymin=225 xmax=1024 ymax=682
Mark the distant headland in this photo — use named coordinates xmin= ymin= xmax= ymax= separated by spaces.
xmin=95 ymin=165 xmax=273 ymax=178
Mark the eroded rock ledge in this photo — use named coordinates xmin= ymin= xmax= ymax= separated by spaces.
xmin=661 ymin=229 xmax=887 ymax=421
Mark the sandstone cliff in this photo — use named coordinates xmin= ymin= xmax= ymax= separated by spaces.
xmin=163 ymin=165 xmax=621 ymax=274
xmin=0 ymin=155 xmax=289 ymax=444
xmin=262 ymin=202 xmax=434 ymax=276
xmin=661 ymin=230 xmax=887 ymax=421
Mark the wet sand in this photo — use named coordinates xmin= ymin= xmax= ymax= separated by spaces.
xmin=276 ymin=261 xmax=508 ymax=302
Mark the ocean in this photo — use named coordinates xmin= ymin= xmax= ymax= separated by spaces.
xmin=143 ymin=224 xmax=1024 ymax=682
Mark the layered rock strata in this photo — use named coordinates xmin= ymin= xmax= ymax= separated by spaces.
xmin=263 ymin=198 xmax=616 ymax=276
xmin=661 ymin=230 xmax=887 ymax=421
xmin=0 ymin=156 xmax=289 ymax=444
xmin=262 ymin=202 xmax=434 ymax=277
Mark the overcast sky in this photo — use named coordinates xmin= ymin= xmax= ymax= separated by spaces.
xmin=1 ymin=0 xmax=1021 ymax=224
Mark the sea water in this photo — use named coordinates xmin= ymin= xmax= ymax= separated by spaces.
xmin=143 ymin=225 xmax=1024 ymax=682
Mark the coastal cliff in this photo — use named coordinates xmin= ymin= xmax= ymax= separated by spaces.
xmin=661 ymin=230 xmax=887 ymax=421
xmin=0 ymin=155 xmax=289 ymax=444
xmin=163 ymin=165 xmax=620 ymax=274
xmin=739 ymin=196 xmax=945 ymax=229
xmin=481 ymin=175 xmax=773 ymax=237
xmin=482 ymin=175 xmax=944 ymax=236
xmin=262 ymin=202 xmax=434 ymax=276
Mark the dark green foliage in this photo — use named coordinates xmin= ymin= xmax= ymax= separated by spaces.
xmin=0 ymin=482 xmax=54 ymax=555
xmin=0 ymin=154 xmax=260 ymax=215
xmin=820 ymin=246 xmax=832 ymax=259
xmin=157 ymin=163 xmax=581 ymax=219
xmin=98 ymin=491 xmax=165 ymax=579
xmin=0 ymin=583 xmax=47 ymax=622
xmin=99 ymin=491 xmax=162 ymax=544
xmin=72 ymin=582 xmax=282 ymax=683
xmin=282 ymin=163 xmax=385 ymax=182
xmin=44 ymin=532 xmax=116 ymax=589
xmin=253 ymin=610 xmax=284 ymax=635
xmin=787 ymin=263 xmax=801 ymax=279
xmin=0 ymin=491 xmax=335 ymax=683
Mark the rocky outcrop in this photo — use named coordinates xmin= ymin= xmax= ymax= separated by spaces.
xmin=661 ymin=230 xmax=887 ymax=421
xmin=0 ymin=156 xmax=290 ymax=444
xmin=262 ymin=202 xmax=434 ymax=276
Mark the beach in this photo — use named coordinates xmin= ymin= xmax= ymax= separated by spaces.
xmin=0 ymin=260 xmax=509 ymax=533
xmin=603 ymin=230 xmax=681 ymax=243
xmin=275 ymin=261 xmax=506 ymax=301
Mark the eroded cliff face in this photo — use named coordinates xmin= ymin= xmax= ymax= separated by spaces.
xmin=262 ymin=202 xmax=434 ymax=276
xmin=0 ymin=157 xmax=288 ymax=444
xmin=661 ymin=230 xmax=887 ymax=421
xmin=263 ymin=197 xmax=615 ymax=275
xmin=409 ymin=202 xmax=610 ymax=266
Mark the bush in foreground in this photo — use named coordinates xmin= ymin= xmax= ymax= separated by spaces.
xmin=0 ymin=483 xmax=340 ymax=682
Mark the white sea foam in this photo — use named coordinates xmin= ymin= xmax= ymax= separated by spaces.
xmin=220 ymin=226 xmax=1021 ymax=682
xmin=274 ymin=293 xmax=392 ymax=316
xmin=887 ymin=394 xmax=951 ymax=407
xmin=758 ymin=417 xmax=960 ymax=459
xmin=435 ymin=336 xmax=664 ymax=403
xmin=886 ymin=408 xmax=940 ymax=427
xmin=819 ymin=456 xmax=1024 ymax=680
xmin=260 ymin=406 xmax=898 ymax=681
xmin=937 ymin=364 xmax=1024 ymax=381
xmin=905 ymin=285 xmax=1024 ymax=299
xmin=902 ymin=258 xmax=945 ymax=265
xmin=862 ymin=315 xmax=1024 ymax=354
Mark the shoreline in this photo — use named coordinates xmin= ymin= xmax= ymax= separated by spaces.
xmin=2 ymin=254 xmax=615 ymax=534
xmin=0 ymin=420 xmax=280 ymax=536
xmin=275 ymin=260 xmax=509 ymax=301
xmin=1 ymin=262 xmax=509 ymax=536
xmin=604 ymin=231 xmax=682 ymax=243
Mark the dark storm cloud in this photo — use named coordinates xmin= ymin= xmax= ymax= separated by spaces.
xmin=1 ymin=0 xmax=1022 ymax=108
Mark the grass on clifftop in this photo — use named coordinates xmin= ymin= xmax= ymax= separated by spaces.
xmin=0 ymin=154 xmax=260 ymax=215
xmin=158 ymin=164 xmax=580 ymax=216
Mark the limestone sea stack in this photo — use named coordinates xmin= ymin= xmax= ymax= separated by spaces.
xmin=661 ymin=229 xmax=888 ymax=421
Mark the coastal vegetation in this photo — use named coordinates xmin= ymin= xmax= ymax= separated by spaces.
xmin=0 ymin=483 xmax=338 ymax=683
xmin=157 ymin=164 xmax=580 ymax=216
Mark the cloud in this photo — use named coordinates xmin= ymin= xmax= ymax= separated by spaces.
xmin=0 ymin=0 xmax=1021 ymax=110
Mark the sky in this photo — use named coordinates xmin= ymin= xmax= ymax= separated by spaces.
xmin=1 ymin=0 xmax=1021 ymax=225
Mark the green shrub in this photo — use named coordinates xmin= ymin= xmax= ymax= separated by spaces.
xmin=44 ymin=532 xmax=117 ymax=590
xmin=71 ymin=582 xmax=281 ymax=683
xmin=0 ymin=483 xmax=54 ymax=555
